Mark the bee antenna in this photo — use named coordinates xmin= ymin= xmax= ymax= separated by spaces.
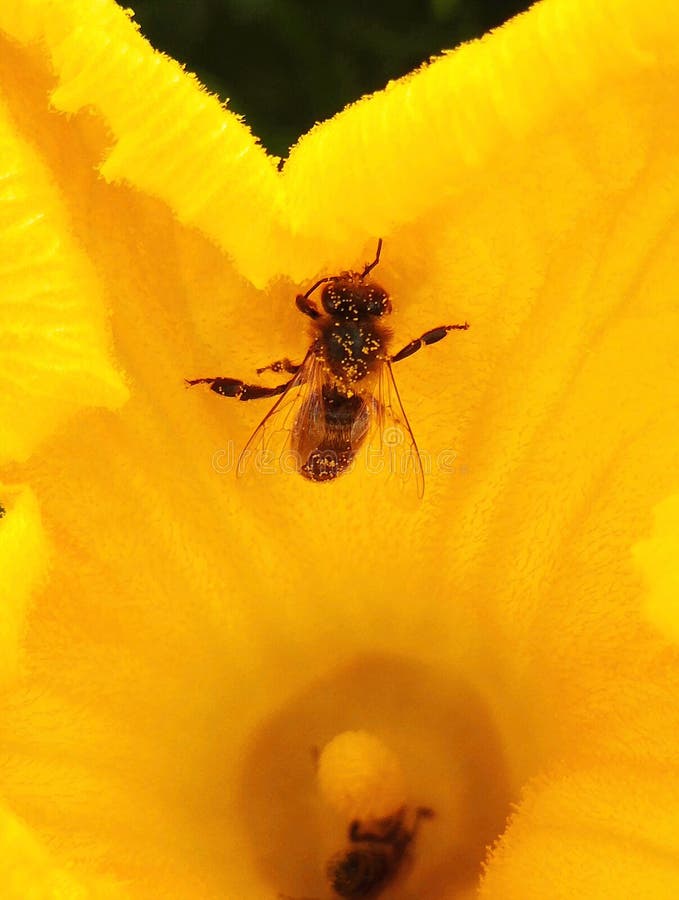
xmin=360 ymin=238 xmax=383 ymax=279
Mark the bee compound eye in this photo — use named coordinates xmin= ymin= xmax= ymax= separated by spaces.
xmin=326 ymin=848 xmax=391 ymax=897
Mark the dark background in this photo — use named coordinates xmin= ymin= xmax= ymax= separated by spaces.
xmin=130 ymin=0 xmax=533 ymax=157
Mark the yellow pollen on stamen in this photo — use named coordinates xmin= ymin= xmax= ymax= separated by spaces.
xmin=317 ymin=730 xmax=407 ymax=821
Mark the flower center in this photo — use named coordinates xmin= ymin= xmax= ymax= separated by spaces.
xmin=239 ymin=653 xmax=513 ymax=898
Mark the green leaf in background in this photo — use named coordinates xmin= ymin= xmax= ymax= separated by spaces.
xmin=130 ymin=0 xmax=532 ymax=156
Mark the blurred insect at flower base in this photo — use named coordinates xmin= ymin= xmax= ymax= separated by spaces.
xmin=326 ymin=806 xmax=434 ymax=898
xmin=187 ymin=239 xmax=468 ymax=497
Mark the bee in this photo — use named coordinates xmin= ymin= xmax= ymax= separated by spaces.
xmin=326 ymin=806 xmax=433 ymax=898
xmin=187 ymin=240 xmax=468 ymax=495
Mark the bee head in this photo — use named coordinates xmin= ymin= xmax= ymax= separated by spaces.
xmin=321 ymin=276 xmax=392 ymax=319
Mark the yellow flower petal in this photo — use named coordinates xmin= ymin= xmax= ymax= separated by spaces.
xmin=0 ymin=0 xmax=678 ymax=897
xmin=633 ymin=494 xmax=679 ymax=643
xmin=286 ymin=0 xmax=679 ymax=241
xmin=285 ymin=0 xmax=679 ymax=270
xmin=0 ymin=485 xmax=47 ymax=686
xmin=0 ymin=96 xmax=127 ymax=463
xmin=0 ymin=803 xmax=124 ymax=898
xmin=480 ymin=764 xmax=679 ymax=899
xmin=0 ymin=0 xmax=285 ymax=288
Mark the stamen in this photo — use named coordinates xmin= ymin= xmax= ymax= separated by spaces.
xmin=317 ymin=730 xmax=407 ymax=821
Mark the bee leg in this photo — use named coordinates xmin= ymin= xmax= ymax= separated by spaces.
xmin=184 ymin=376 xmax=293 ymax=401
xmin=391 ymin=322 xmax=469 ymax=364
xmin=415 ymin=806 xmax=435 ymax=821
xmin=348 ymin=806 xmax=434 ymax=847
xmin=256 ymin=357 xmax=300 ymax=375
xmin=348 ymin=815 xmax=403 ymax=844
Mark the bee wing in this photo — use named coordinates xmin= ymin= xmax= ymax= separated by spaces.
xmin=236 ymin=349 xmax=325 ymax=477
xmin=372 ymin=359 xmax=425 ymax=498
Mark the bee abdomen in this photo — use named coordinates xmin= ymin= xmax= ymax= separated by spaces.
xmin=300 ymin=448 xmax=353 ymax=482
xmin=327 ymin=847 xmax=392 ymax=898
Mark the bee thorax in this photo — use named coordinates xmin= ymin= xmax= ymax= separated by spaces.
xmin=321 ymin=320 xmax=387 ymax=383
